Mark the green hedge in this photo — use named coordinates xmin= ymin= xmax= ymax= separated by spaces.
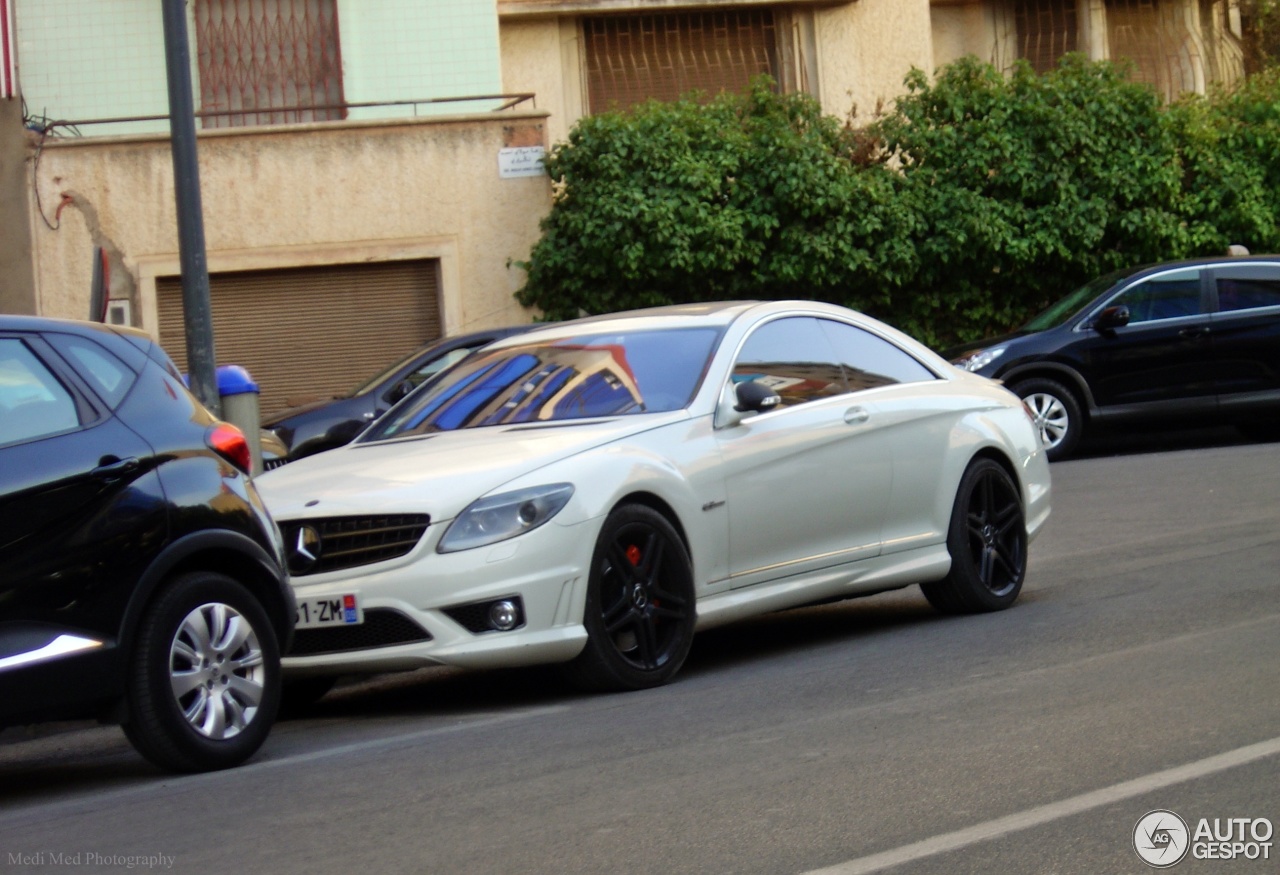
xmin=515 ymin=57 xmax=1280 ymax=349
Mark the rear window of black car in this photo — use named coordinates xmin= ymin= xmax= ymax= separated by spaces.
xmin=45 ymin=333 xmax=138 ymax=408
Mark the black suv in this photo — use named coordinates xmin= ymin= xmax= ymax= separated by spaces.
xmin=0 ymin=316 xmax=293 ymax=771
xmin=948 ymin=256 xmax=1280 ymax=459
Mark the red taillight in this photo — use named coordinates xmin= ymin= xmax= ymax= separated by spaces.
xmin=207 ymin=422 xmax=252 ymax=473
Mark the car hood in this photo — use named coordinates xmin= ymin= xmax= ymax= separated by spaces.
xmin=262 ymin=395 xmax=349 ymax=428
xmin=942 ymin=329 xmax=1036 ymax=362
xmin=255 ymin=413 xmax=686 ymax=522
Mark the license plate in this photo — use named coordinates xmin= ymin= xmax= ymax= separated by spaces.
xmin=296 ymin=594 xmax=363 ymax=629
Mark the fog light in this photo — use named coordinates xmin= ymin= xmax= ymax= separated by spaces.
xmin=489 ymin=600 xmax=520 ymax=632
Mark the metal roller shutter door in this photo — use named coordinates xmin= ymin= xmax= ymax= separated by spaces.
xmin=158 ymin=260 xmax=441 ymax=416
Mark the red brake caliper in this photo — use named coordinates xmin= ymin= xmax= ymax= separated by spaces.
xmin=625 ymin=544 xmax=658 ymax=607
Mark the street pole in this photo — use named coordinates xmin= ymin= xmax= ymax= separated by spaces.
xmin=161 ymin=0 xmax=219 ymax=416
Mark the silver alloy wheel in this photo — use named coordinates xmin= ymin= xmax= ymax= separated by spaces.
xmin=168 ymin=602 xmax=266 ymax=740
xmin=1023 ymin=391 xmax=1069 ymax=450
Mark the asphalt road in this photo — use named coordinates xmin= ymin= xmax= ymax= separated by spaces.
xmin=2 ymin=431 xmax=1278 ymax=875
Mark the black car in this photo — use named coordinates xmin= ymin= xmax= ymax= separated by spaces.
xmin=0 ymin=316 xmax=294 ymax=771
xmin=948 ymin=256 xmax=1280 ymax=460
xmin=262 ymin=326 xmax=532 ymax=464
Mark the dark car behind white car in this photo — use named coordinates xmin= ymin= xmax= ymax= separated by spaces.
xmin=948 ymin=256 xmax=1280 ymax=459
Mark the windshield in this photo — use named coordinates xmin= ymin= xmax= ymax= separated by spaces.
xmin=363 ymin=327 xmax=721 ymax=440
xmin=348 ymin=345 xmax=441 ymax=397
xmin=1021 ymin=266 xmax=1143 ymax=331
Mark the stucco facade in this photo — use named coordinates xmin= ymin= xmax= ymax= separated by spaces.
xmin=22 ymin=111 xmax=550 ymax=334
xmin=813 ymin=1 xmax=933 ymax=121
xmin=0 ymin=95 xmax=34 ymax=314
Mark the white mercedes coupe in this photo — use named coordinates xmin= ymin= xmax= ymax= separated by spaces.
xmin=257 ymin=300 xmax=1050 ymax=695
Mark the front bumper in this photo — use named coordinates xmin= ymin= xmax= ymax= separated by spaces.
xmin=281 ymin=516 xmax=594 ymax=676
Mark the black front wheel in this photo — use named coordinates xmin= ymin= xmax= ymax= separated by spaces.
xmin=124 ymin=571 xmax=281 ymax=772
xmin=921 ymin=459 xmax=1027 ymax=615
xmin=562 ymin=505 xmax=696 ymax=691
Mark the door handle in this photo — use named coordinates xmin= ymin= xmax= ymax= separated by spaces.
xmin=844 ymin=406 xmax=870 ymax=424
xmin=1179 ymin=326 xmax=1210 ymax=340
xmin=92 ymin=456 xmax=140 ymax=480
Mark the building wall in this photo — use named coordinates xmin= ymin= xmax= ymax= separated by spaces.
xmin=500 ymin=17 xmax=581 ymax=148
xmin=337 ymin=0 xmax=507 ymax=119
xmin=814 ymin=0 xmax=934 ymax=122
xmin=14 ymin=0 xmax=167 ymax=137
xmin=0 ymin=96 xmax=35 ymax=313
xmin=25 ymin=111 xmax=550 ymax=332
xmin=931 ymin=2 xmax=1000 ymax=71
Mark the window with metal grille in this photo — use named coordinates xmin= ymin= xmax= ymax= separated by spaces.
xmin=583 ymin=10 xmax=780 ymax=115
xmin=991 ymin=0 xmax=1241 ymax=99
xmin=1013 ymin=0 xmax=1078 ymax=73
xmin=195 ymin=0 xmax=345 ymax=128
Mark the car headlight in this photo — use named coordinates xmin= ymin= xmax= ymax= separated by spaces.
xmin=437 ymin=483 xmax=575 ymax=553
xmin=953 ymin=346 xmax=1006 ymax=372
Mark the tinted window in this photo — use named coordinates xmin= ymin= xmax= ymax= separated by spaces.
xmin=0 ymin=339 xmax=80 ymax=445
xmin=732 ymin=317 xmax=844 ymax=407
xmin=819 ymin=320 xmax=936 ymax=389
xmin=1217 ymin=277 xmax=1280 ymax=312
xmin=1110 ymin=268 xmax=1203 ymax=324
xmin=352 ymin=343 xmax=482 ymax=397
xmin=45 ymin=333 xmax=137 ymax=408
xmin=406 ymin=348 xmax=471 ymax=387
xmin=367 ymin=327 xmax=720 ymax=438
xmin=1023 ymin=266 xmax=1140 ymax=331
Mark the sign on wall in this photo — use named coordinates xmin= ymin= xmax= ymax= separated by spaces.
xmin=499 ymin=146 xmax=546 ymax=179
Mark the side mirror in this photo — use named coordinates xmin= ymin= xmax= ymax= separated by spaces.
xmin=385 ymin=379 xmax=415 ymax=405
xmin=734 ymin=380 xmax=782 ymax=413
xmin=1091 ymin=305 xmax=1131 ymax=333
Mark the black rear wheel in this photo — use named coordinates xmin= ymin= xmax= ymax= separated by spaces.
xmin=921 ymin=459 xmax=1027 ymax=615
xmin=562 ymin=505 xmax=696 ymax=691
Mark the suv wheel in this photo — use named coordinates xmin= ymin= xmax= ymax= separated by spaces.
xmin=123 ymin=571 xmax=281 ymax=772
xmin=1011 ymin=377 xmax=1083 ymax=461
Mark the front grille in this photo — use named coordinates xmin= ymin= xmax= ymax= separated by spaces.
xmin=282 ymin=514 xmax=430 ymax=576
xmin=262 ymin=456 xmax=291 ymax=471
xmin=289 ymin=608 xmax=432 ymax=656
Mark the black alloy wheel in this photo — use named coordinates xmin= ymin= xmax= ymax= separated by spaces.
xmin=562 ymin=504 xmax=696 ymax=691
xmin=921 ymin=458 xmax=1027 ymax=614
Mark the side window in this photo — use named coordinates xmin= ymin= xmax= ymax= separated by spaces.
xmin=1111 ymin=268 xmax=1203 ymax=324
xmin=45 ymin=333 xmax=137 ymax=408
xmin=1216 ymin=276 xmax=1280 ymax=312
xmin=819 ymin=320 xmax=936 ymax=390
xmin=732 ymin=317 xmax=845 ymax=407
xmin=0 ymin=339 xmax=81 ymax=446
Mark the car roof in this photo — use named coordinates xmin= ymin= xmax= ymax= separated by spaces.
xmin=0 ymin=314 xmax=157 ymax=349
xmin=1121 ymin=254 xmax=1280 ymax=278
xmin=489 ymin=302 xmax=781 ymax=345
